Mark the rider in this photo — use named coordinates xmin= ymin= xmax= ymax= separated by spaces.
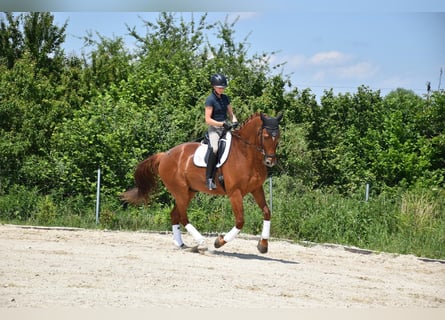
xmin=204 ymin=73 xmax=238 ymax=190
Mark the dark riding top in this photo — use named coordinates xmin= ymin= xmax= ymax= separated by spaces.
xmin=205 ymin=91 xmax=231 ymax=122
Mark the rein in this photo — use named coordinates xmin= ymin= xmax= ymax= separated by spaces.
xmin=232 ymin=124 xmax=278 ymax=159
xmin=227 ymin=112 xmax=283 ymax=164
xmin=232 ymin=131 xmax=264 ymax=154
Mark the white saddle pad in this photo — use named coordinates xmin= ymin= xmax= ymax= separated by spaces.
xmin=193 ymin=131 xmax=232 ymax=168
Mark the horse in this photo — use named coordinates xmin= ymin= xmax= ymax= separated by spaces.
xmin=120 ymin=112 xmax=283 ymax=253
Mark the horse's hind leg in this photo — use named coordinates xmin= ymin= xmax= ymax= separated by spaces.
xmin=170 ymin=205 xmax=185 ymax=248
xmin=170 ymin=191 xmax=207 ymax=251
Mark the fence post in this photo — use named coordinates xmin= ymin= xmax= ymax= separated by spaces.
xmin=365 ymin=182 xmax=370 ymax=202
xmin=96 ymin=168 xmax=101 ymax=224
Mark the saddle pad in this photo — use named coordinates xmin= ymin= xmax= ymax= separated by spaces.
xmin=193 ymin=131 xmax=232 ymax=168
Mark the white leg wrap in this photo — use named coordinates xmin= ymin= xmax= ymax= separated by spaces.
xmin=261 ymin=220 xmax=271 ymax=239
xmin=185 ymin=223 xmax=205 ymax=244
xmin=223 ymin=226 xmax=241 ymax=243
xmin=172 ymin=224 xmax=183 ymax=247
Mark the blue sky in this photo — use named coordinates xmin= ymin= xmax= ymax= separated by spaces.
xmin=2 ymin=0 xmax=440 ymax=100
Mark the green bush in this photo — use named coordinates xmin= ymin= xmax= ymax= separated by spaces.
xmin=0 ymin=185 xmax=40 ymax=222
xmin=391 ymin=188 xmax=445 ymax=258
xmin=270 ymin=177 xmax=444 ymax=259
xmin=34 ymin=195 xmax=58 ymax=225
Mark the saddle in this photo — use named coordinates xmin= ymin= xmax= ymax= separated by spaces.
xmin=193 ymin=131 xmax=232 ymax=168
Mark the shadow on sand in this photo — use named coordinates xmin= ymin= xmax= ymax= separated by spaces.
xmin=208 ymin=250 xmax=299 ymax=265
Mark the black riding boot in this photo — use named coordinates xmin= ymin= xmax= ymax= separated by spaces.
xmin=206 ymin=151 xmax=217 ymax=190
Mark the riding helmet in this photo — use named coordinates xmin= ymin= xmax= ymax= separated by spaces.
xmin=210 ymin=73 xmax=228 ymax=88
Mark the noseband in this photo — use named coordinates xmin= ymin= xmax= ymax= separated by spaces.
xmin=258 ymin=125 xmax=279 ymax=164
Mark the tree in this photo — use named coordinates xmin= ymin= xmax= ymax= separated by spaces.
xmin=374 ymin=89 xmax=444 ymax=188
xmin=0 ymin=12 xmax=23 ymax=68
xmin=22 ymin=12 xmax=67 ymax=75
xmin=0 ymin=13 xmax=81 ymax=194
xmin=0 ymin=12 xmax=67 ymax=74
xmin=81 ymin=33 xmax=133 ymax=98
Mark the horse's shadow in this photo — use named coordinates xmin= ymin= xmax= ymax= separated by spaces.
xmin=208 ymin=250 xmax=299 ymax=265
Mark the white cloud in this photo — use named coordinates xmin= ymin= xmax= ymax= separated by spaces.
xmin=335 ymin=62 xmax=379 ymax=79
xmin=273 ymin=51 xmax=379 ymax=82
xmin=283 ymin=54 xmax=307 ymax=69
xmin=274 ymin=50 xmax=352 ymax=70
xmin=308 ymin=51 xmax=351 ymax=66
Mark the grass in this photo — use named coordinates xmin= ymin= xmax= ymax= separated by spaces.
xmin=1 ymin=178 xmax=444 ymax=259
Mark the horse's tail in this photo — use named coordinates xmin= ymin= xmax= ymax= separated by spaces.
xmin=120 ymin=152 xmax=165 ymax=205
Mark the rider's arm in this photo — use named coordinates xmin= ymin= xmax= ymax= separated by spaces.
xmin=205 ymin=106 xmax=224 ymax=127
xmin=227 ymin=104 xmax=237 ymax=123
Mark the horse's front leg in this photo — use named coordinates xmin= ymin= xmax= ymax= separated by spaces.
xmin=251 ymin=186 xmax=271 ymax=254
xmin=214 ymin=190 xmax=244 ymax=249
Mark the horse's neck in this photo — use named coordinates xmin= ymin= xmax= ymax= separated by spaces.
xmin=234 ymin=117 xmax=263 ymax=163
xmin=231 ymin=116 xmax=267 ymax=176
xmin=237 ymin=117 xmax=261 ymax=144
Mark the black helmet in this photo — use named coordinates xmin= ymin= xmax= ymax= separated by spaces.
xmin=210 ymin=73 xmax=228 ymax=88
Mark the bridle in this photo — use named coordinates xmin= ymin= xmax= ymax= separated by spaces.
xmin=232 ymin=124 xmax=280 ymax=165
xmin=229 ymin=112 xmax=283 ymax=166
xmin=259 ymin=125 xmax=280 ymax=166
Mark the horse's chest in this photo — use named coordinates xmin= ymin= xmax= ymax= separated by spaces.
xmin=245 ymin=171 xmax=266 ymax=189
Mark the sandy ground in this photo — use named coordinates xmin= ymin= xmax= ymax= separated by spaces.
xmin=0 ymin=224 xmax=444 ymax=309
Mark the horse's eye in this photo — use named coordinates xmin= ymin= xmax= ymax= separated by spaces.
xmin=264 ymin=128 xmax=278 ymax=139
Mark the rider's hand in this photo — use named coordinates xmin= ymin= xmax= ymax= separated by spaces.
xmin=232 ymin=122 xmax=239 ymax=129
xmin=223 ymin=121 xmax=232 ymax=130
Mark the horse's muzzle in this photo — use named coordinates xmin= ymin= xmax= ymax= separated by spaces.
xmin=264 ymin=154 xmax=277 ymax=167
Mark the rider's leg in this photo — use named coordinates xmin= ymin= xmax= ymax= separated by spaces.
xmin=206 ymin=127 xmax=220 ymax=190
xmin=205 ymin=149 xmax=217 ymax=190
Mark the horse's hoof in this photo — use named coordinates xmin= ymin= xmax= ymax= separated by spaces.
xmin=214 ymin=235 xmax=226 ymax=248
xmin=197 ymin=242 xmax=208 ymax=253
xmin=257 ymin=239 xmax=268 ymax=254
xmin=178 ymin=243 xmax=190 ymax=250
xmin=181 ymin=244 xmax=199 ymax=253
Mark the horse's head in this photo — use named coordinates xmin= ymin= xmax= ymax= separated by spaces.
xmin=260 ymin=112 xmax=283 ymax=167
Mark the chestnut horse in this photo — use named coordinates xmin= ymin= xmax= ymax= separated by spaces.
xmin=121 ymin=112 xmax=283 ymax=253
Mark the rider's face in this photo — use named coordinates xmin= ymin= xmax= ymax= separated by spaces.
xmin=213 ymin=86 xmax=226 ymax=95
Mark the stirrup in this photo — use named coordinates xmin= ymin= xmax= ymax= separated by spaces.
xmin=207 ymin=178 xmax=216 ymax=190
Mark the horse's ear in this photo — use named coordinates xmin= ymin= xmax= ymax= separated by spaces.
xmin=276 ymin=111 xmax=283 ymax=122
xmin=260 ymin=112 xmax=266 ymax=122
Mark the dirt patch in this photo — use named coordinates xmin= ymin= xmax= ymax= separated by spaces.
xmin=0 ymin=224 xmax=444 ymax=308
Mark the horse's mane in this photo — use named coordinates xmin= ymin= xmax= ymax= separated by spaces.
xmin=237 ymin=112 xmax=261 ymax=129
